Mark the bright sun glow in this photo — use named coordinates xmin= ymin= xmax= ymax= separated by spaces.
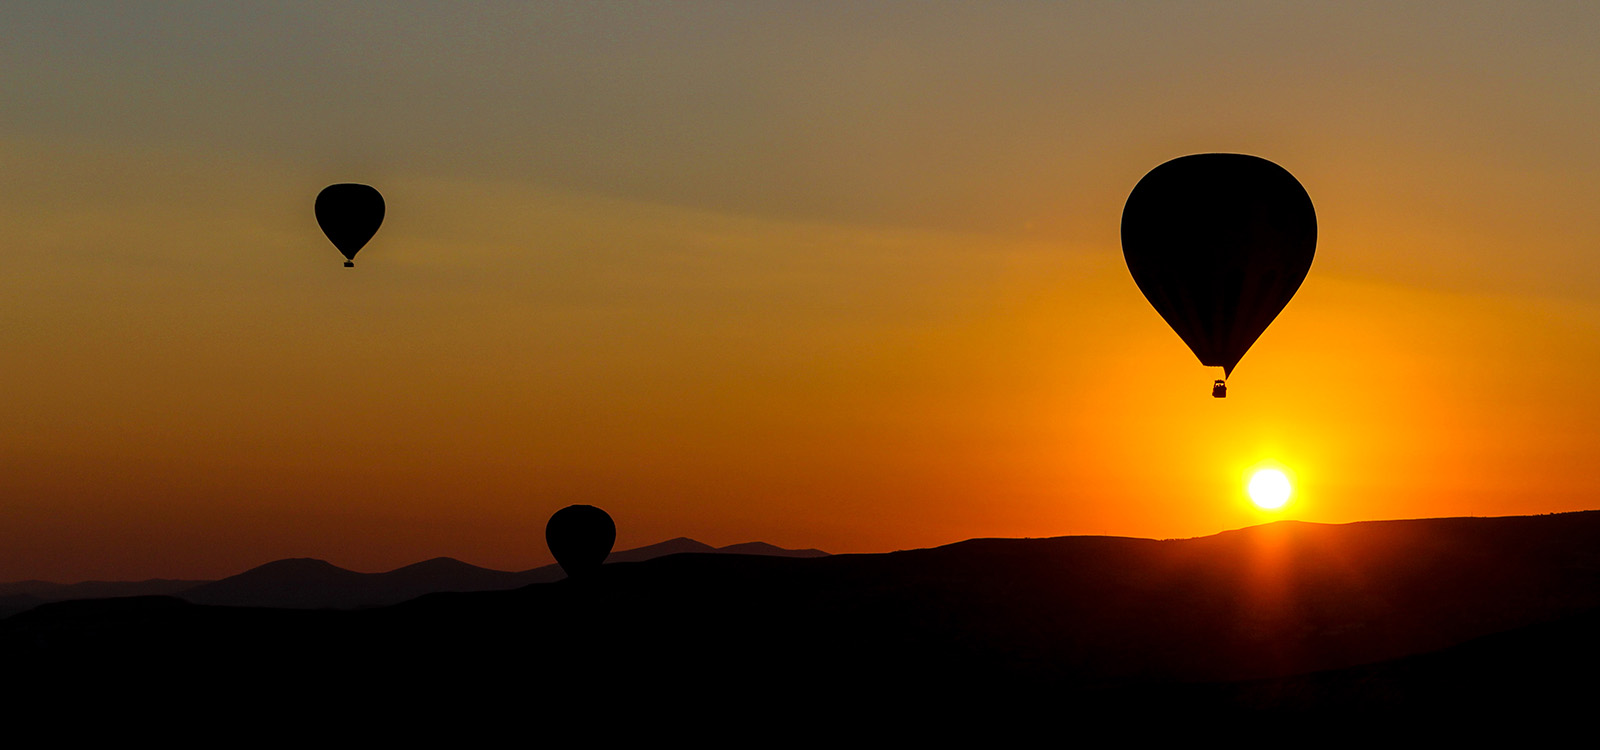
xmin=1248 ymin=469 xmax=1292 ymax=510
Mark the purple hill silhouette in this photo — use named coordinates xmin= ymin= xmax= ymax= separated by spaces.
xmin=178 ymin=557 xmax=530 ymax=609
xmin=0 ymin=538 xmax=827 ymax=615
xmin=0 ymin=578 xmax=207 ymax=619
xmin=602 ymin=537 xmax=717 ymax=563
xmin=173 ymin=539 xmax=829 ymax=610
xmin=714 ymin=541 xmax=828 ymax=557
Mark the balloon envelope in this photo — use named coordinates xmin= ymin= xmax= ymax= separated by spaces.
xmin=1121 ymin=154 xmax=1316 ymax=378
xmin=315 ymin=184 xmax=385 ymax=265
xmin=546 ymin=505 xmax=616 ymax=579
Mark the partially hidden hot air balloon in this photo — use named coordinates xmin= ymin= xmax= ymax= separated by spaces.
xmin=315 ymin=184 xmax=385 ymax=267
xmin=1121 ymin=154 xmax=1316 ymax=398
xmin=546 ymin=505 xmax=616 ymax=579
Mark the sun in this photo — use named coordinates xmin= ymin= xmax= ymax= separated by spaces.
xmin=1247 ymin=468 xmax=1292 ymax=510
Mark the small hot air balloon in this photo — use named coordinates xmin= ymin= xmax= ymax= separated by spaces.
xmin=315 ymin=184 xmax=385 ymax=268
xmin=1121 ymin=154 xmax=1316 ymax=397
xmin=546 ymin=505 xmax=616 ymax=579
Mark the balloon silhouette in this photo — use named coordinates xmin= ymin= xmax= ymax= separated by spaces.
xmin=1121 ymin=154 xmax=1316 ymax=396
xmin=315 ymin=184 xmax=385 ymax=268
xmin=545 ymin=505 xmax=616 ymax=579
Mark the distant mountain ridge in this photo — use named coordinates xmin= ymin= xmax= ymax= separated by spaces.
xmin=9 ymin=512 xmax=1600 ymax=727
xmin=0 ymin=539 xmax=827 ymax=615
xmin=178 ymin=556 xmax=535 ymax=609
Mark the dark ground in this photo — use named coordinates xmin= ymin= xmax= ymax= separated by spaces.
xmin=7 ymin=512 xmax=1600 ymax=736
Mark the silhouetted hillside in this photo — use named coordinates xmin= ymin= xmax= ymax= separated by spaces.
xmin=0 ymin=594 xmax=45 ymax=621
xmin=0 ymin=578 xmax=206 ymax=620
xmin=602 ymin=537 xmax=716 ymax=564
xmin=603 ymin=538 xmax=828 ymax=562
xmin=1145 ymin=598 xmax=1600 ymax=725
xmin=715 ymin=541 xmax=828 ymax=557
xmin=179 ymin=539 xmax=831 ymax=609
xmin=0 ymin=539 xmax=828 ymax=614
xmin=0 ymin=577 xmax=206 ymax=600
xmin=7 ymin=512 xmax=1600 ymax=729
xmin=180 ymin=557 xmax=522 ymax=609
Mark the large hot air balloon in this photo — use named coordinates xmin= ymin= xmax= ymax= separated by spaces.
xmin=315 ymin=184 xmax=385 ymax=268
xmin=546 ymin=505 xmax=616 ymax=579
xmin=1121 ymin=154 xmax=1316 ymax=397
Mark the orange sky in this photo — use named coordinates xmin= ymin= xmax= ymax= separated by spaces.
xmin=4 ymin=3 xmax=1600 ymax=581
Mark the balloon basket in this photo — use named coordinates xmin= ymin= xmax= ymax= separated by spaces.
xmin=344 ymin=261 xmax=354 ymax=268
xmin=1212 ymin=380 xmax=1227 ymax=398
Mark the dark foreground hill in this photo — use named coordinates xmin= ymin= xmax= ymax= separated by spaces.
xmin=7 ymin=512 xmax=1600 ymax=732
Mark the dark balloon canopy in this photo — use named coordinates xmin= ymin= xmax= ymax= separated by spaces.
xmin=545 ymin=505 xmax=616 ymax=579
xmin=315 ymin=184 xmax=385 ymax=268
xmin=1121 ymin=154 xmax=1316 ymax=386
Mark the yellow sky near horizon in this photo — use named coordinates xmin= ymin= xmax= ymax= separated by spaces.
xmin=5 ymin=3 xmax=1600 ymax=580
